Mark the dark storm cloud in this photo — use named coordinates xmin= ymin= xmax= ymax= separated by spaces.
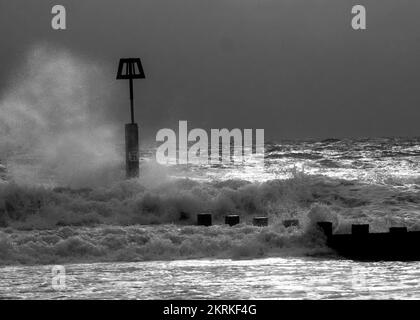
xmin=1 ymin=0 xmax=420 ymax=140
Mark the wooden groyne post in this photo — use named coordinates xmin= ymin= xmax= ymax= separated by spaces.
xmin=253 ymin=216 xmax=268 ymax=227
xmin=225 ymin=215 xmax=240 ymax=226
xmin=197 ymin=213 xmax=212 ymax=226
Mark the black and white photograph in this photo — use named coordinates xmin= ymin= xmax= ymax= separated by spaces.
xmin=1 ymin=0 xmax=420 ymax=306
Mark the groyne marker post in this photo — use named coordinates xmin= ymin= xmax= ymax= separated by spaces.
xmin=116 ymin=58 xmax=145 ymax=178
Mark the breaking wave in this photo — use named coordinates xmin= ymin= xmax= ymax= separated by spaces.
xmin=0 ymin=222 xmax=332 ymax=266
xmin=1 ymin=171 xmax=420 ymax=265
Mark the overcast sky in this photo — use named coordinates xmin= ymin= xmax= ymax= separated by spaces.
xmin=1 ymin=0 xmax=420 ymax=140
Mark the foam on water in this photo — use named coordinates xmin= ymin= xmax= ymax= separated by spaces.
xmin=1 ymin=172 xmax=420 ymax=265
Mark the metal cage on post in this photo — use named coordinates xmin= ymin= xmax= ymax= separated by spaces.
xmin=116 ymin=58 xmax=145 ymax=179
xmin=116 ymin=58 xmax=145 ymax=80
xmin=116 ymin=58 xmax=146 ymax=124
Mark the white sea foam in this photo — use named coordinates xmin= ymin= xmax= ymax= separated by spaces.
xmin=1 ymin=173 xmax=420 ymax=265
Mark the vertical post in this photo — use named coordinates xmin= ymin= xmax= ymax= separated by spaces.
xmin=197 ymin=213 xmax=212 ymax=226
xmin=253 ymin=216 xmax=268 ymax=227
xmin=225 ymin=215 xmax=240 ymax=226
xmin=129 ymin=78 xmax=134 ymax=124
xmin=117 ymin=58 xmax=145 ymax=179
xmin=125 ymin=123 xmax=139 ymax=178
xmin=351 ymin=224 xmax=369 ymax=235
xmin=317 ymin=222 xmax=333 ymax=238
xmin=126 ymin=62 xmax=138 ymax=178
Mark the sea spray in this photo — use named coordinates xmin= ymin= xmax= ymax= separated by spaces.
xmin=0 ymin=44 xmax=122 ymax=187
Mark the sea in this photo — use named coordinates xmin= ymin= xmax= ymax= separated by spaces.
xmin=1 ymin=137 xmax=420 ymax=299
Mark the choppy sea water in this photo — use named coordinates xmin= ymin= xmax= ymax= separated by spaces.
xmin=2 ymin=137 xmax=420 ymax=299
xmin=157 ymin=137 xmax=420 ymax=186
xmin=1 ymin=258 xmax=420 ymax=299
